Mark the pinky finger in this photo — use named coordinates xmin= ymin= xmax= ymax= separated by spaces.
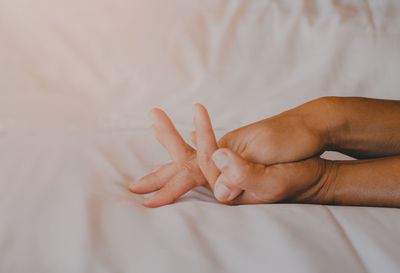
xmin=129 ymin=163 xmax=176 ymax=194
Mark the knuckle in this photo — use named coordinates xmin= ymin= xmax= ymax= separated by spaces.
xmin=179 ymin=160 xmax=196 ymax=174
xmin=197 ymin=150 xmax=213 ymax=167
xmin=182 ymin=148 xmax=195 ymax=161
xmin=197 ymin=150 xmax=209 ymax=161
xmin=178 ymin=160 xmax=201 ymax=176
xmin=217 ymin=131 xmax=237 ymax=149
xmin=175 ymin=159 xmax=205 ymax=186
xmin=217 ymin=133 xmax=231 ymax=148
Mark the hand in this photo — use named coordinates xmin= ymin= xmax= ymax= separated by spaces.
xmin=128 ymin=107 xmax=207 ymax=208
xmin=210 ymin=97 xmax=336 ymax=166
xmin=129 ymin=104 xmax=246 ymax=207
xmin=210 ymin=148 xmax=335 ymax=204
xmin=201 ymin=97 xmax=400 ymax=206
xmin=191 ymin=104 xmax=335 ymax=205
xmin=129 ymin=103 xmax=333 ymax=207
xmin=129 ymin=97 xmax=400 ymax=208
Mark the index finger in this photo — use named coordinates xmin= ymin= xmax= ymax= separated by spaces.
xmin=149 ymin=108 xmax=192 ymax=163
xmin=193 ymin=103 xmax=220 ymax=188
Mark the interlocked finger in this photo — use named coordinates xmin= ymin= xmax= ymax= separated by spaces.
xmin=143 ymin=173 xmax=199 ymax=208
xmin=149 ymin=108 xmax=192 ymax=163
xmin=193 ymin=104 xmax=220 ymax=188
xmin=129 ymin=163 xmax=177 ymax=194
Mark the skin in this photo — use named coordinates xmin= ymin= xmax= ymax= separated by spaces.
xmin=129 ymin=97 xmax=400 ymax=208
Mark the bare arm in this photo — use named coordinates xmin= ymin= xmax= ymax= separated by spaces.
xmin=130 ymin=98 xmax=400 ymax=208
xmin=318 ymin=97 xmax=400 ymax=159
xmin=328 ymin=156 xmax=400 ymax=207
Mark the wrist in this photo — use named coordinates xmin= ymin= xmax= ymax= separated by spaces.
xmin=330 ymin=157 xmax=400 ymax=207
xmin=312 ymin=159 xmax=340 ymax=205
xmin=294 ymin=158 xmax=340 ymax=205
xmin=297 ymin=96 xmax=347 ymax=151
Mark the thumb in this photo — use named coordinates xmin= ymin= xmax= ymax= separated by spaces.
xmin=212 ymin=148 xmax=268 ymax=202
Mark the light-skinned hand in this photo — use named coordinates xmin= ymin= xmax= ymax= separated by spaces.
xmin=129 ymin=103 xmax=333 ymax=207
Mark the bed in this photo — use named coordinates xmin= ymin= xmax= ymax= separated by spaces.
xmin=0 ymin=0 xmax=399 ymax=272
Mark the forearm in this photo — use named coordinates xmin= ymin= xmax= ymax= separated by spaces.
xmin=327 ymin=156 xmax=400 ymax=207
xmin=322 ymin=97 xmax=400 ymax=158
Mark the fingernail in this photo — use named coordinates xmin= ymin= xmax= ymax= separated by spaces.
xmin=212 ymin=150 xmax=230 ymax=170
xmin=214 ymin=182 xmax=232 ymax=201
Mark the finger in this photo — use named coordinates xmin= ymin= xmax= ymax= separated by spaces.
xmin=212 ymin=149 xmax=326 ymax=205
xmin=149 ymin=108 xmax=192 ymax=162
xmin=193 ymin=104 xmax=218 ymax=154
xmin=193 ymin=103 xmax=219 ymax=187
xmin=214 ymin=174 xmax=243 ymax=202
xmin=143 ymin=174 xmax=198 ymax=208
xmin=129 ymin=163 xmax=176 ymax=194
xmin=212 ymin=148 xmax=274 ymax=197
xmin=227 ymin=157 xmax=325 ymax=205
xmin=190 ymin=130 xmax=197 ymax=148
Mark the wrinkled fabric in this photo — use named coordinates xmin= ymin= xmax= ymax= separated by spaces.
xmin=0 ymin=1 xmax=399 ymax=273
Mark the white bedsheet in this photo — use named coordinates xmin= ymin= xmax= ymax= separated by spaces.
xmin=1 ymin=1 xmax=400 ymax=272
